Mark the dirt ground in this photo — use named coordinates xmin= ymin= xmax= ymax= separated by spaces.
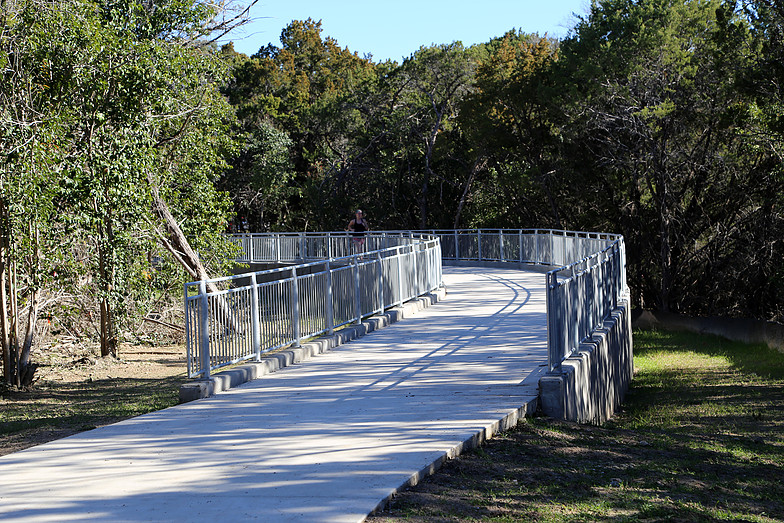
xmin=0 ymin=342 xmax=187 ymax=456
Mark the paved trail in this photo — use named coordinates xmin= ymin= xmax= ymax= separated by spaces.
xmin=0 ymin=266 xmax=547 ymax=522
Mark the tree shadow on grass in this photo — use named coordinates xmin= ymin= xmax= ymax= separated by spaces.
xmin=0 ymin=375 xmax=185 ymax=452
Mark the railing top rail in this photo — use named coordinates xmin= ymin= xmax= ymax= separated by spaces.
xmin=545 ymin=237 xmax=624 ymax=284
xmin=190 ymin=233 xmax=439 ymax=290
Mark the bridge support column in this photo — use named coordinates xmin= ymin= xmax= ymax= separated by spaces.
xmin=539 ymin=302 xmax=633 ymax=424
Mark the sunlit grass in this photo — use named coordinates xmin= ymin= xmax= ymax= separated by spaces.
xmin=371 ymin=329 xmax=784 ymax=522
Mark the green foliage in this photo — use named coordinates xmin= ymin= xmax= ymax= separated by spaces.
xmin=1 ymin=0 xmax=239 ymax=374
xmin=219 ymin=6 xmax=783 ymax=321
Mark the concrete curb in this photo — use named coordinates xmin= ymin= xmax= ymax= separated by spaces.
xmin=538 ymin=302 xmax=633 ymax=423
xmin=179 ymin=288 xmax=448 ymax=402
xmin=370 ymin=397 xmax=539 ymax=516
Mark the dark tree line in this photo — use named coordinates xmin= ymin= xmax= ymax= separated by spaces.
xmin=220 ymin=1 xmax=783 ymax=322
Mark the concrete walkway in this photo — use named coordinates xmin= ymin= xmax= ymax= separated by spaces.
xmin=0 ymin=267 xmax=548 ymax=523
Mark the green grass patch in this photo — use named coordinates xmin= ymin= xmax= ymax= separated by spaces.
xmin=371 ymin=329 xmax=784 ymax=522
xmin=0 ymin=374 xmax=183 ymax=453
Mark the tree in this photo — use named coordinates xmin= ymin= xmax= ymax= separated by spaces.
xmin=558 ymin=0 xmax=784 ymax=318
xmin=1 ymin=0 xmax=246 ymax=384
xmin=222 ymin=19 xmax=378 ymax=230
xmin=460 ymin=31 xmax=562 ymax=228
xmin=396 ymin=43 xmax=477 ymax=228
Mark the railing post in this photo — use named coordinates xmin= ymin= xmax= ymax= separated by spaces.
xmin=376 ymin=250 xmax=384 ymax=313
xmin=325 ymin=259 xmax=335 ymax=335
xmin=499 ymin=229 xmax=505 ymax=262
xmin=397 ymin=246 xmax=404 ymax=306
xmin=299 ymin=233 xmax=305 ymax=262
xmin=545 ymin=271 xmax=560 ymax=373
xmin=535 ymin=229 xmax=540 ymax=264
xmin=251 ymin=273 xmax=261 ymax=361
xmin=412 ymin=241 xmax=419 ymax=295
xmin=518 ymin=229 xmax=523 ymax=263
xmin=354 ymin=254 xmax=362 ymax=324
xmin=275 ymin=233 xmax=281 ymax=263
xmin=477 ymin=229 xmax=482 ymax=261
xmin=247 ymin=234 xmax=254 ymax=263
xmin=550 ymin=230 xmax=555 ymax=266
xmin=454 ymin=230 xmax=459 ymax=261
xmin=185 ymin=284 xmax=192 ymax=377
xmin=198 ymin=280 xmax=210 ymax=380
xmin=291 ymin=266 xmax=301 ymax=347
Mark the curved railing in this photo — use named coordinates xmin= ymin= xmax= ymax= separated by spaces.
xmin=184 ymin=232 xmax=442 ymax=379
xmin=421 ymin=229 xmax=627 ymax=372
xmin=187 ymin=228 xmax=626 ymax=380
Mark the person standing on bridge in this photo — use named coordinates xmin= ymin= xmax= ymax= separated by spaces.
xmin=346 ymin=209 xmax=369 ymax=254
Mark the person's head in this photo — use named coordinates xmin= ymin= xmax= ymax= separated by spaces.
xmin=355 ymin=209 xmax=363 ymax=218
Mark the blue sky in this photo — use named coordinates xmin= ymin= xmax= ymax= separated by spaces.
xmin=226 ymin=1 xmax=591 ymax=62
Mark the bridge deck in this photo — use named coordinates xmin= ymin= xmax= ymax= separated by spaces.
xmin=0 ymin=267 xmax=548 ymax=523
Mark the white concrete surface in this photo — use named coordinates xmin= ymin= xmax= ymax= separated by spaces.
xmin=0 ymin=267 xmax=548 ymax=523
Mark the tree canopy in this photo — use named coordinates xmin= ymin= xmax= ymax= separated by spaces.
xmin=222 ymin=1 xmax=783 ymax=322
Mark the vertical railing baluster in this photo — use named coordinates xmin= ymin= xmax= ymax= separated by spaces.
xmin=198 ymin=280 xmax=210 ymax=380
xmin=291 ymin=267 xmax=301 ymax=347
xmin=326 ymin=259 xmax=334 ymax=335
xmin=354 ymin=254 xmax=362 ymax=324
xmin=251 ymin=273 xmax=261 ymax=361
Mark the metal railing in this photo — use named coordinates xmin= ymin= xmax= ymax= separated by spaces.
xmin=184 ymin=233 xmax=442 ymax=379
xmin=419 ymin=229 xmax=627 ymax=372
xmin=229 ymin=231 xmax=431 ymax=264
xmin=420 ymin=228 xmax=619 ymax=268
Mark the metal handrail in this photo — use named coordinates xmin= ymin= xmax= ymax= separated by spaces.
xmin=187 ymin=229 xmax=626 ymax=379
xmin=418 ymin=229 xmax=627 ymax=372
xmin=184 ymin=233 xmax=442 ymax=379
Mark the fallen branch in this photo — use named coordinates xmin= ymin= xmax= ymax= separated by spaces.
xmin=143 ymin=315 xmax=186 ymax=333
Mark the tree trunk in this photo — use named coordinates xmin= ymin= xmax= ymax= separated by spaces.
xmin=538 ymin=168 xmax=562 ymax=229
xmin=18 ymin=286 xmax=37 ymax=388
xmin=420 ymin=108 xmax=443 ymax=230
xmin=0 ymin=228 xmax=10 ymax=384
xmin=147 ymin=174 xmax=239 ymax=331
xmin=95 ymin=198 xmax=116 ymax=358
xmin=453 ymin=157 xmax=486 ymax=229
xmin=8 ymin=256 xmax=19 ymax=383
xmin=17 ymin=221 xmax=41 ymax=385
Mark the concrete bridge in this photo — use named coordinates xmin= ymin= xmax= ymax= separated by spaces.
xmin=0 ymin=229 xmax=633 ymax=522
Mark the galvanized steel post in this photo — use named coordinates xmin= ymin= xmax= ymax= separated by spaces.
xmin=250 ymin=273 xmax=261 ymax=361
xmin=325 ymin=259 xmax=335 ymax=334
xmin=518 ymin=229 xmax=523 ymax=263
xmin=198 ymin=279 xmax=210 ymax=380
xmin=396 ymin=246 xmax=404 ymax=306
xmin=535 ymin=229 xmax=540 ymax=264
xmin=545 ymin=271 xmax=559 ymax=373
xmin=376 ymin=250 xmax=384 ymax=314
xmin=354 ymin=254 xmax=362 ymax=323
xmin=291 ymin=266 xmax=301 ymax=347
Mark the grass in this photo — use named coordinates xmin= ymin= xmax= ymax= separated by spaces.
xmin=0 ymin=377 xmax=182 ymax=435
xmin=370 ymin=329 xmax=784 ymax=522
xmin=0 ymin=345 xmax=185 ymax=455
